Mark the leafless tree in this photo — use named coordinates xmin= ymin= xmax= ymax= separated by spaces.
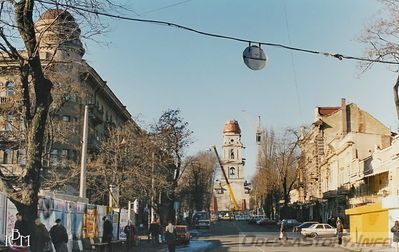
xmin=252 ymin=128 xmax=300 ymax=217
xmin=360 ymin=0 xmax=399 ymax=119
xmin=177 ymin=151 xmax=216 ymax=214
xmin=0 ymin=0 xmax=124 ymax=233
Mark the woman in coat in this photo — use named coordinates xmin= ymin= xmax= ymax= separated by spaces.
xmin=391 ymin=220 xmax=399 ymax=252
xmin=31 ymin=218 xmax=51 ymax=252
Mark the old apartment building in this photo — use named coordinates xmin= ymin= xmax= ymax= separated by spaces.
xmin=0 ymin=9 xmax=136 ymax=195
xmin=297 ymin=98 xmax=392 ymax=222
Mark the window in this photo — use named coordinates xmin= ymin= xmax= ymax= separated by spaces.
xmin=62 ymin=115 xmax=70 ymax=122
xmin=229 ymin=167 xmax=236 ymax=178
xmin=3 ymin=149 xmax=12 ymax=164
xmin=50 ymin=149 xmax=58 ymax=166
xmin=316 ymin=225 xmax=324 ymax=229
xmin=5 ymin=114 xmax=13 ymax=131
xmin=5 ymin=82 xmax=14 ymax=96
xmin=230 ymin=149 xmax=235 ymax=159
xmin=18 ymin=149 xmax=26 ymax=165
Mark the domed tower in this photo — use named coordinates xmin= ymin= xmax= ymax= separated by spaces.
xmin=214 ymin=120 xmax=249 ymax=211
xmin=35 ymin=9 xmax=85 ymax=61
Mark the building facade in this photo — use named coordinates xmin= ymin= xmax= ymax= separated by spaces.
xmin=214 ymin=120 xmax=250 ymax=211
xmin=0 ymin=9 xmax=137 ymax=196
xmin=296 ymin=98 xmax=391 ymax=222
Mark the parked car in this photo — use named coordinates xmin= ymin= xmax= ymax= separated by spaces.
xmin=293 ymin=221 xmax=319 ymax=232
xmin=176 ymin=225 xmax=190 ymax=244
xmin=276 ymin=219 xmax=301 ymax=228
xmin=257 ymin=218 xmax=276 ymax=225
xmin=235 ymin=215 xmax=250 ymax=221
xmin=248 ymin=215 xmax=266 ymax=224
xmin=301 ymin=223 xmax=337 ymax=238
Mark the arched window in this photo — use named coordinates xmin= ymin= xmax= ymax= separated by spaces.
xmin=230 ymin=149 xmax=235 ymax=159
xmin=229 ymin=167 xmax=236 ymax=178
xmin=5 ymin=82 xmax=14 ymax=96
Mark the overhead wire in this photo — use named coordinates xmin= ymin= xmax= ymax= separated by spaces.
xmin=37 ymin=0 xmax=399 ymax=65
xmin=140 ymin=0 xmax=195 ymax=15
xmin=282 ymin=0 xmax=303 ymax=121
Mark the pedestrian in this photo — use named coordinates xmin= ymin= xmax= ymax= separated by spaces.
xmin=391 ymin=220 xmax=399 ymax=252
xmin=336 ymin=219 xmax=344 ymax=245
xmin=149 ymin=220 xmax=160 ymax=244
xmin=30 ymin=218 xmax=51 ymax=252
xmin=124 ymin=220 xmax=136 ymax=251
xmin=13 ymin=212 xmax=29 ymax=246
xmin=49 ymin=219 xmax=68 ymax=252
xmin=102 ymin=216 xmax=113 ymax=244
xmin=165 ymin=220 xmax=177 ymax=252
xmin=279 ymin=219 xmax=287 ymax=240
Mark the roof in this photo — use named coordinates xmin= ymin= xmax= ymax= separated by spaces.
xmin=223 ymin=120 xmax=241 ymax=134
xmin=318 ymin=107 xmax=340 ymax=116
xmin=39 ymin=9 xmax=75 ymax=22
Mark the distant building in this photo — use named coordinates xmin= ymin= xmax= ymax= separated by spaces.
xmin=214 ymin=120 xmax=250 ymax=211
xmin=0 ymin=9 xmax=138 ymax=196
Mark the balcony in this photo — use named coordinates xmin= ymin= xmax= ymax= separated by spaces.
xmin=88 ymin=134 xmax=101 ymax=150
xmin=89 ymin=105 xmax=103 ymax=126
xmin=349 ymin=194 xmax=383 ymax=206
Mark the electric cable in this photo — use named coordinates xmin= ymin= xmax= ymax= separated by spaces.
xmin=37 ymin=0 xmax=399 ymax=65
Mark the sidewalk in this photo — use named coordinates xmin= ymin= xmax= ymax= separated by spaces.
xmin=135 ymin=235 xmax=166 ymax=252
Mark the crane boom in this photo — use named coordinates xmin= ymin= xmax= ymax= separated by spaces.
xmin=212 ymin=145 xmax=239 ymax=211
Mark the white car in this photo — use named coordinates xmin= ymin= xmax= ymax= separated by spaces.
xmin=301 ymin=223 xmax=336 ymax=237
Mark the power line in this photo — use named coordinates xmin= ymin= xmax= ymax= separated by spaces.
xmin=37 ymin=0 xmax=399 ymax=65
xmin=140 ymin=0 xmax=195 ymax=15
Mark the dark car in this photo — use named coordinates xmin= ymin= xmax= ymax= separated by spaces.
xmin=176 ymin=225 xmax=190 ymax=244
xmin=293 ymin=221 xmax=319 ymax=232
xmin=248 ymin=216 xmax=264 ymax=224
xmin=276 ymin=219 xmax=301 ymax=229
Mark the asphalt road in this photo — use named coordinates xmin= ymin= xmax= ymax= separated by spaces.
xmin=175 ymin=220 xmax=352 ymax=252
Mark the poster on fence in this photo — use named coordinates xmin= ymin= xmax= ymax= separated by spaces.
xmin=6 ymin=199 xmax=17 ymax=237
xmin=97 ymin=205 xmax=106 ymax=237
xmin=83 ymin=204 xmax=98 ymax=238
xmin=38 ymin=197 xmax=55 ymax=229
xmin=119 ymin=209 xmax=128 ymax=240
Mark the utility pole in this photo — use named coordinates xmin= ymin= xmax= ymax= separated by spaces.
xmin=151 ymin=152 xmax=155 ymax=222
xmin=79 ymin=105 xmax=89 ymax=198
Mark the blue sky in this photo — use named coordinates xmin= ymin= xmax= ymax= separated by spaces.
xmin=84 ymin=0 xmax=398 ymax=180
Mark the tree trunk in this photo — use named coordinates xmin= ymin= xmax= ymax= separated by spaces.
xmin=394 ymin=75 xmax=399 ymax=120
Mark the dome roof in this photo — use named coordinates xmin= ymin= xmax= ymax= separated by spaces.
xmin=223 ymin=120 xmax=241 ymax=134
xmin=39 ymin=9 xmax=75 ymax=22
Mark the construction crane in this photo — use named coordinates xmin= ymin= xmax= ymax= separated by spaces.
xmin=211 ymin=145 xmax=239 ymax=211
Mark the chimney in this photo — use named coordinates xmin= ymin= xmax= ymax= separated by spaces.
xmin=300 ymin=126 xmax=305 ymax=140
xmin=341 ymin=98 xmax=347 ymax=136
xmin=314 ymin=107 xmax=320 ymax=122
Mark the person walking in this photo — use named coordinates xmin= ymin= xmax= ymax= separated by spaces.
xmin=30 ymin=218 xmax=51 ymax=252
xmin=124 ymin=220 xmax=136 ymax=251
xmin=279 ymin=219 xmax=287 ymax=240
xmin=102 ymin=216 xmax=113 ymax=244
xmin=165 ymin=221 xmax=177 ymax=252
xmin=13 ymin=213 xmax=29 ymax=246
xmin=149 ymin=220 xmax=161 ymax=244
xmin=336 ymin=219 xmax=344 ymax=245
xmin=391 ymin=220 xmax=399 ymax=252
xmin=49 ymin=219 xmax=68 ymax=252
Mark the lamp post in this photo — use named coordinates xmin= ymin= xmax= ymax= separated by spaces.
xmin=79 ymin=105 xmax=89 ymax=198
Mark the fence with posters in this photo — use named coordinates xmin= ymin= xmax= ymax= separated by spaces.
xmin=0 ymin=192 xmax=134 ymax=249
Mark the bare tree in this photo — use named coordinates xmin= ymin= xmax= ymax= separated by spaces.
xmin=177 ymin=151 xmax=216 ymax=213
xmin=151 ymin=109 xmax=193 ymax=221
xmin=0 ymin=0 xmax=123 ymax=233
xmin=360 ymin=0 xmax=399 ymax=119
xmin=252 ymin=128 xmax=300 ymax=217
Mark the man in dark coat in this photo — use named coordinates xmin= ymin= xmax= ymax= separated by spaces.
xmin=13 ymin=213 xmax=29 ymax=246
xmin=102 ymin=216 xmax=113 ymax=243
xmin=30 ymin=218 xmax=50 ymax=252
xmin=124 ymin=220 xmax=136 ymax=250
xmin=50 ymin=218 xmax=68 ymax=252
